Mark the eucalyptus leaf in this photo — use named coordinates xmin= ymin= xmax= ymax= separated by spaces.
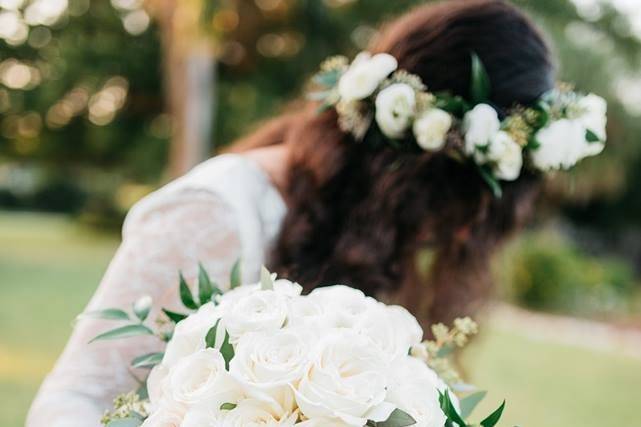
xmin=460 ymin=390 xmax=487 ymax=419
xmin=137 ymin=381 xmax=149 ymax=400
xmin=230 ymin=259 xmax=242 ymax=289
xmin=368 ymin=408 xmax=416 ymax=427
xmin=90 ymin=324 xmax=154 ymax=343
xmin=470 ymin=52 xmax=491 ymax=104
xmin=131 ymin=352 xmax=164 ymax=368
xmin=313 ymin=69 xmax=340 ymax=87
xmin=106 ymin=418 xmax=143 ymax=427
xmin=162 ymin=308 xmax=188 ymax=323
xmin=436 ymin=343 xmax=455 ymax=358
xmin=480 ymin=400 xmax=505 ymax=427
xmin=83 ymin=308 xmax=130 ymax=321
xmin=179 ymin=272 xmax=198 ymax=310
xmin=260 ymin=266 xmax=274 ymax=290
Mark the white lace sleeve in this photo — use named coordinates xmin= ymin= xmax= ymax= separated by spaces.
xmin=26 ymin=189 xmax=242 ymax=427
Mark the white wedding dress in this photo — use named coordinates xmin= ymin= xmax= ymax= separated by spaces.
xmin=26 ymin=154 xmax=287 ymax=427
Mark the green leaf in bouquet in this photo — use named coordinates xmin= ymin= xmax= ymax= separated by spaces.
xmin=136 ymin=382 xmax=148 ymax=400
xmin=480 ymin=400 xmax=505 ymax=427
xmin=260 ymin=265 xmax=274 ymax=290
xmin=205 ymin=319 xmax=235 ymax=370
xmin=198 ymin=262 xmax=222 ymax=304
xmin=179 ymin=272 xmax=198 ymax=310
xmin=436 ymin=343 xmax=455 ymax=358
xmin=220 ymin=402 xmax=237 ymax=411
xmin=131 ymin=352 xmax=164 ymax=369
xmin=162 ymin=308 xmax=188 ymax=323
xmin=230 ymin=259 xmax=242 ymax=289
xmin=459 ymin=390 xmax=487 ymax=419
xmin=83 ymin=308 xmax=130 ymax=321
xmin=106 ymin=418 xmax=143 ymax=427
xmin=366 ymin=408 xmax=416 ymax=427
xmin=439 ymin=390 xmax=467 ymax=427
xmin=470 ymin=52 xmax=491 ymax=104
xmin=90 ymin=324 xmax=154 ymax=343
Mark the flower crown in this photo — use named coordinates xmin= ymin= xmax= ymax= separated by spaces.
xmin=309 ymin=52 xmax=608 ymax=196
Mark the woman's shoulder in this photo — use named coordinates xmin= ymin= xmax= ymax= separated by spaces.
xmin=123 ymin=153 xmax=286 ymax=240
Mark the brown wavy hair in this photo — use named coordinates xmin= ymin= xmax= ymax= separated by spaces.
xmin=232 ymin=0 xmax=554 ymax=326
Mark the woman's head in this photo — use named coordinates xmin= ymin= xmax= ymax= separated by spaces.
xmin=234 ymin=0 xmax=554 ymax=324
xmin=373 ymin=0 xmax=554 ymax=111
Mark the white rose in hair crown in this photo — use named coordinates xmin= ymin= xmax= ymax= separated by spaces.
xmin=310 ymin=51 xmax=608 ymax=197
xmin=87 ymin=262 xmax=506 ymax=427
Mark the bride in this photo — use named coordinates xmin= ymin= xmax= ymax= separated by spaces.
xmin=28 ymin=0 xmax=606 ymax=425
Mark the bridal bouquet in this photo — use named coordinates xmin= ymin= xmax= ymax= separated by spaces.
xmin=89 ymin=264 xmax=506 ymax=427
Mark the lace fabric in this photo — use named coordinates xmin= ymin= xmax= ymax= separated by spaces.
xmin=26 ymin=154 xmax=287 ymax=426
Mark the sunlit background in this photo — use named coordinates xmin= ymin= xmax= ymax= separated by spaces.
xmin=1 ymin=0 xmax=641 ymax=426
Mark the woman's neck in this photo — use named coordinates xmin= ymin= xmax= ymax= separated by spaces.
xmin=242 ymin=144 xmax=290 ymax=200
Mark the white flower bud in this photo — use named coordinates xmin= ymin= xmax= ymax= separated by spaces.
xmin=412 ymin=108 xmax=452 ymax=151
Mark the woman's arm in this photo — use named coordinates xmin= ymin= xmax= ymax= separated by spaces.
xmin=27 ymin=189 xmax=241 ymax=427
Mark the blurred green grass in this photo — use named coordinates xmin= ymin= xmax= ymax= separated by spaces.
xmin=1 ymin=212 xmax=640 ymax=427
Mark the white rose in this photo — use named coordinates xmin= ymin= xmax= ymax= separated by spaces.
xmin=167 ymin=348 xmax=241 ymax=406
xmin=486 ymin=131 xmax=523 ymax=181
xmin=182 ymin=405 xmax=224 ymax=427
xmin=386 ymin=357 xmax=449 ymax=427
xmin=221 ymin=399 xmax=298 ymax=427
xmin=230 ymin=329 xmax=309 ymax=412
xmin=146 ymin=364 xmax=170 ymax=409
xmin=162 ymin=302 xmax=221 ymax=367
xmin=219 ymin=280 xmax=302 ymax=309
xmin=531 ymin=119 xmax=586 ymax=171
xmin=463 ymin=103 xmax=501 ymax=154
xmin=308 ymin=285 xmax=379 ymax=329
xmin=141 ymin=406 xmax=185 ymax=427
xmin=231 ymin=329 xmax=309 ymax=387
xmin=355 ymin=305 xmax=423 ymax=362
xmin=338 ymin=52 xmax=398 ymax=102
xmin=577 ymin=93 xmax=607 ymax=141
xmin=375 ymin=83 xmax=416 ymax=139
xmin=295 ymin=418 xmax=352 ymax=427
xmin=294 ymin=331 xmax=394 ymax=426
xmin=412 ymin=108 xmax=452 ymax=151
xmin=222 ymin=289 xmax=288 ymax=340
